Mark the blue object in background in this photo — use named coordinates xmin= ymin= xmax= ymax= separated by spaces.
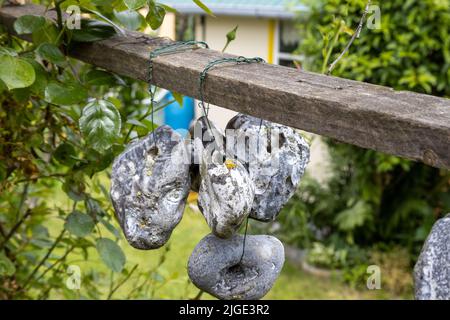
xmin=162 ymin=92 xmax=195 ymax=136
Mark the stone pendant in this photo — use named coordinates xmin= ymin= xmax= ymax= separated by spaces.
xmin=110 ymin=125 xmax=190 ymax=249
xmin=188 ymin=233 xmax=285 ymax=300
xmin=226 ymin=113 xmax=310 ymax=221
xmin=414 ymin=214 xmax=450 ymax=300
xmin=198 ymin=150 xmax=255 ymax=238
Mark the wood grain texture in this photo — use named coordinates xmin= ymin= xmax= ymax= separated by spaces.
xmin=1 ymin=4 xmax=449 ymax=169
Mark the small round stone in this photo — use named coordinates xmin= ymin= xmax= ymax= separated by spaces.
xmin=110 ymin=125 xmax=190 ymax=250
xmin=188 ymin=233 xmax=285 ymax=300
xmin=414 ymin=214 xmax=450 ymax=300
xmin=198 ymin=153 xmax=255 ymax=238
xmin=226 ymin=113 xmax=310 ymax=221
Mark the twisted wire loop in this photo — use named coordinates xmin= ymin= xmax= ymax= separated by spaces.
xmin=146 ymin=40 xmax=209 ymax=143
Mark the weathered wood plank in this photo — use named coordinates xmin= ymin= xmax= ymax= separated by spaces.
xmin=1 ymin=4 xmax=449 ymax=169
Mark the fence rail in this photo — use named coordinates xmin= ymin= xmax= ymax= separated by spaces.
xmin=1 ymin=4 xmax=449 ymax=169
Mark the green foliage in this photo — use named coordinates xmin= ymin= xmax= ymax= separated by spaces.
xmin=0 ymin=252 xmax=16 ymax=276
xmin=65 ymin=211 xmax=95 ymax=237
xmin=45 ymin=81 xmax=88 ymax=105
xmin=0 ymin=0 xmax=213 ymax=300
xmin=79 ymin=99 xmax=122 ymax=152
xmin=96 ymin=238 xmax=126 ymax=272
xmin=13 ymin=15 xmax=46 ymax=34
xmin=69 ymin=20 xmax=116 ymax=42
xmin=123 ymin=0 xmax=147 ymax=10
xmin=114 ymin=10 xmax=145 ymax=31
xmin=36 ymin=43 xmax=66 ymax=66
xmin=0 ymin=55 xmax=35 ymax=89
xmin=192 ymin=0 xmax=215 ymax=17
xmin=298 ymin=0 xmax=450 ymax=96
xmin=146 ymin=2 xmax=166 ymax=30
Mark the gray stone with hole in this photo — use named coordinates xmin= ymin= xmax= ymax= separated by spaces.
xmin=226 ymin=114 xmax=310 ymax=222
xmin=188 ymin=233 xmax=285 ymax=300
xmin=414 ymin=214 xmax=450 ymax=300
xmin=110 ymin=125 xmax=190 ymax=250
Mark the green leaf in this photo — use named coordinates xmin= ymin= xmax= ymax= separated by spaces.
xmin=192 ymin=0 xmax=215 ymax=17
xmin=62 ymin=176 xmax=86 ymax=201
xmin=83 ymin=69 xmax=117 ymax=86
xmin=0 ymin=252 xmax=16 ymax=276
xmin=65 ymin=211 xmax=95 ymax=237
xmin=81 ymin=7 xmax=126 ymax=36
xmin=54 ymin=143 xmax=77 ymax=166
xmin=334 ymin=200 xmax=371 ymax=232
xmin=126 ymin=119 xmax=147 ymax=127
xmin=0 ymin=46 xmax=18 ymax=56
xmin=0 ymin=55 xmax=35 ymax=90
xmin=36 ymin=43 xmax=66 ymax=65
xmin=172 ymin=91 xmax=183 ymax=105
xmin=79 ymin=100 xmax=122 ymax=152
xmin=226 ymin=25 xmax=238 ymax=42
xmin=45 ymin=81 xmax=88 ymax=105
xmin=123 ymin=0 xmax=147 ymax=10
xmin=146 ymin=4 xmax=166 ymax=30
xmin=71 ymin=20 xmax=116 ymax=42
xmin=96 ymin=238 xmax=126 ymax=272
xmin=13 ymin=15 xmax=46 ymax=34
xmin=99 ymin=218 xmax=122 ymax=239
xmin=114 ymin=9 xmax=145 ymax=30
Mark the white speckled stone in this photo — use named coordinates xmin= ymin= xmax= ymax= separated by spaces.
xmin=198 ymin=151 xmax=255 ymax=238
xmin=110 ymin=125 xmax=190 ymax=249
xmin=189 ymin=116 xmax=225 ymax=193
xmin=188 ymin=233 xmax=285 ymax=300
xmin=226 ymin=114 xmax=310 ymax=222
xmin=414 ymin=214 xmax=450 ymax=300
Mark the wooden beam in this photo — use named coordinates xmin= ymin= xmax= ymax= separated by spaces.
xmin=1 ymin=4 xmax=449 ymax=169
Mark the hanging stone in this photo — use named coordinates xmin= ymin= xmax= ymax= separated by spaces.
xmin=414 ymin=214 xmax=450 ymax=300
xmin=226 ymin=113 xmax=310 ymax=222
xmin=188 ymin=233 xmax=285 ymax=300
xmin=110 ymin=125 xmax=190 ymax=250
xmin=189 ymin=116 xmax=226 ymax=193
xmin=198 ymin=151 xmax=255 ymax=238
